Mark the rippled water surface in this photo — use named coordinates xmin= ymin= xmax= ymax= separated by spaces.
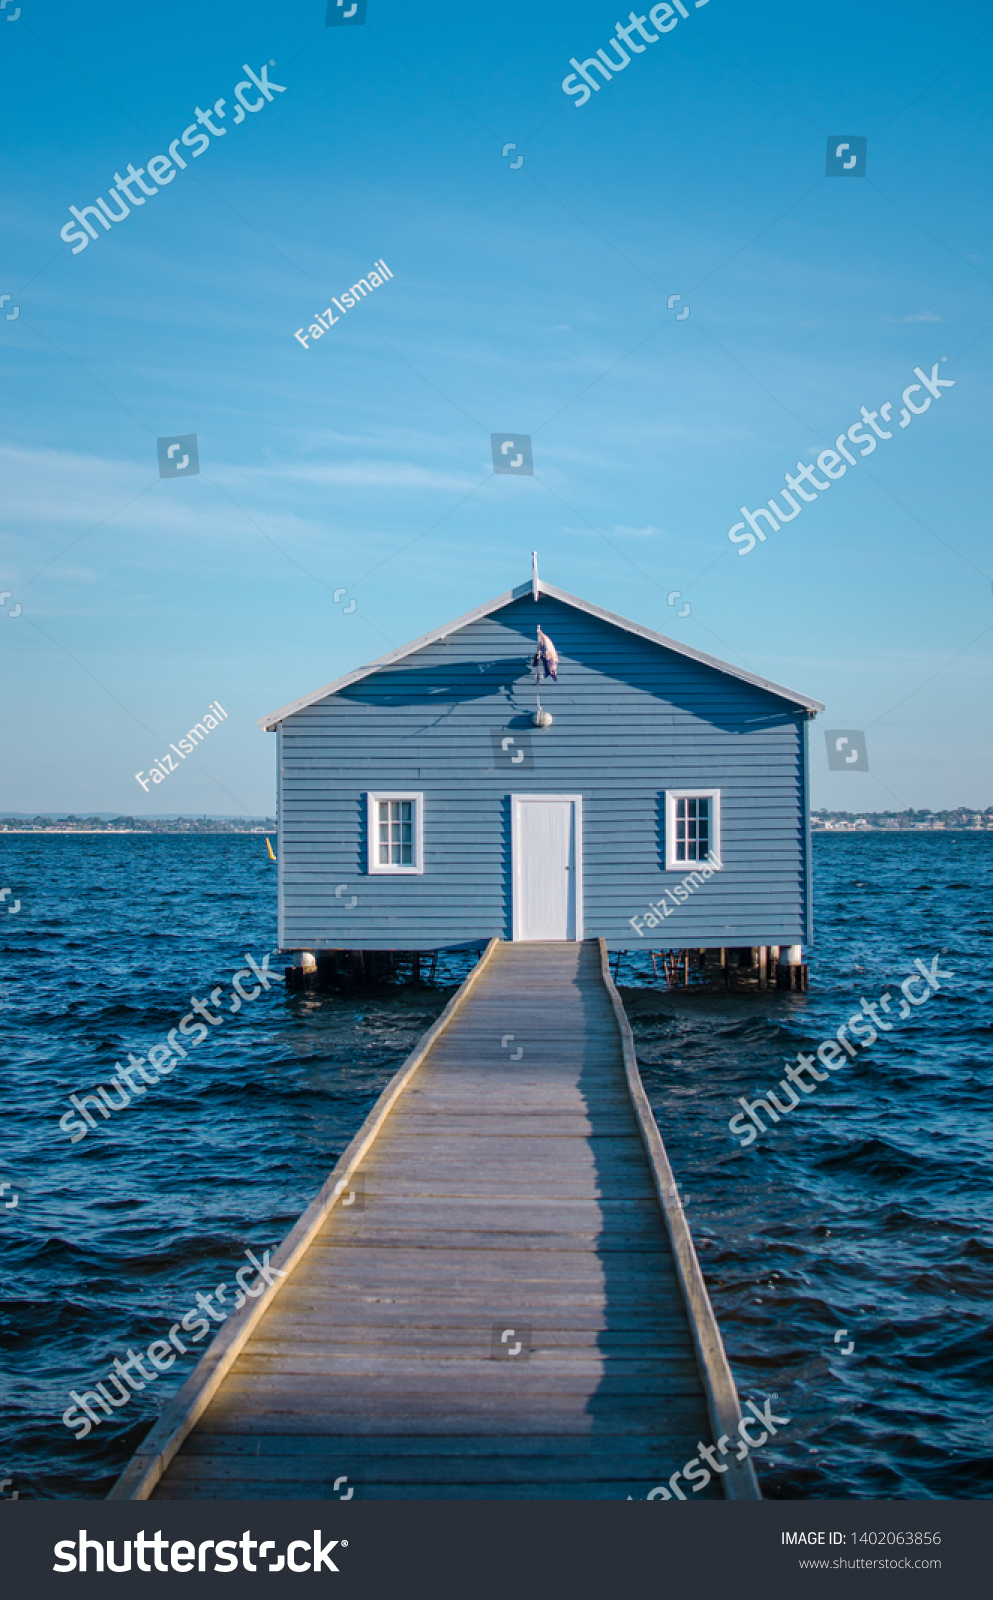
xmin=1 ymin=833 xmax=990 ymax=1499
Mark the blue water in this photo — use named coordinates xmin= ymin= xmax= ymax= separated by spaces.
xmin=1 ymin=833 xmax=990 ymax=1499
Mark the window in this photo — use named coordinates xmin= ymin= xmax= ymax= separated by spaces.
xmin=676 ymin=796 xmax=709 ymax=861
xmin=664 ymin=789 xmax=721 ymax=872
xmin=379 ymin=799 xmax=413 ymax=865
xmin=366 ymin=792 xmax=424 ymax=874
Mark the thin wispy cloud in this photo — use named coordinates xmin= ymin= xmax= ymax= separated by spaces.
xmin=880 ymin=311 xmax=943 ymax=323
xmin=235 ymin=459 xmax=477 ymax=492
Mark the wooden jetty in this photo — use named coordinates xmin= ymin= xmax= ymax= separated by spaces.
xmin=110 ymin=940 xmax=759 ymax=1501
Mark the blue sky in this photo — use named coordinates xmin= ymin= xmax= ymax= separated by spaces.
xmin=1 ymin=0 xmax=990 ymax=815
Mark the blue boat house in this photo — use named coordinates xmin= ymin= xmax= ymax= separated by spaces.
xmin=260 ymin=565 xmax=823 ymax=988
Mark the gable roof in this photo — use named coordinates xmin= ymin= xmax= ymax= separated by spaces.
xmin=259 ymin=579 xmax=824 ymax=730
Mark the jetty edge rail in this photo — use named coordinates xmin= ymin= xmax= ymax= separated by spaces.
xmin=108 ymin=938 xmax=500 ymax=1502
xmin=597 ymin=938 xmax=761 ymax=1500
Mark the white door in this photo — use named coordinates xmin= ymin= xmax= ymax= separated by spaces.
xmin=511 ymin=795 xmax=584 ymax=941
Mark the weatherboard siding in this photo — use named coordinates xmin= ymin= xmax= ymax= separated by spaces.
xmin=276 ymin=595 xmax=810 ymax=950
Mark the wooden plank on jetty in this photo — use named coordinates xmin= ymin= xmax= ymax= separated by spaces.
xmin=110 ymin=939 xmax=759 ymax=1502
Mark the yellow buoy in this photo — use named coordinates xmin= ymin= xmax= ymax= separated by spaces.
xmin=265 ymin=837 xmax=276 ymax=861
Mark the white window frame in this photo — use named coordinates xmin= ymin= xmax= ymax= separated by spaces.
xmin=367 ymin=791 xmax=424 ymax=875
xmin=664 ymin=789 xmax=722 ymax=872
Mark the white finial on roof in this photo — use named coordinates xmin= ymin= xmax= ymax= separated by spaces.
xmin=531 ymin=550 xmax=539 ymax=601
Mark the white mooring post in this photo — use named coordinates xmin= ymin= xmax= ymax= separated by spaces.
xmin=775 ymin=943 xmax=807 ymax=992
xmin=288 ymin=950 xmax=318 ymax=991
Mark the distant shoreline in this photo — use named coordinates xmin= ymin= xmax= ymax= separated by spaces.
xmin=3 ymin=824 xmax=989 ymax=837
xmin=0 ymin=828 xmax=273 ymax=835
xmin=0 ymin=818 xmax=275 ymax=836
xmin=812 ymin=826 xmax=991 ymax=835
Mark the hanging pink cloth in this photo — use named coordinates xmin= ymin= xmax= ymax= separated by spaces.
xmin=533 ymin=627 xmax=559 ymax=681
